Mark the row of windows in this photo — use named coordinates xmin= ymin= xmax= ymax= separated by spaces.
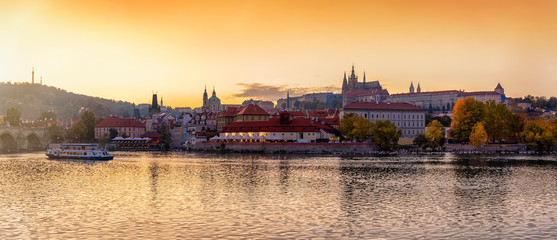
xmin=403 ymin=129 xmax=423 ymax=136
xmin=361 ymin=112 xmax=424 ymax=120
xmin=98 ymin=127 xmax=143 ymax=132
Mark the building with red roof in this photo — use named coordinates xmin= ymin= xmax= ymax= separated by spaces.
xmin=341 ymin=102 xmax=426 ymax=138
xmin=389 ymin=83 xmax=505 ymax=113
xmin=219 ymin=112 xmax=339 ymax=142
xmin=216 ymin=104 xmax=271 ymax=132
xmin=95 ymin=117 xmax=146 ymax=139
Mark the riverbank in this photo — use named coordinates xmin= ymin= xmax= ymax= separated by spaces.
xmin=187 ymin=142 xmax=556 ymax=155
xmin=189 ymin=142 xmax=378 ymax=154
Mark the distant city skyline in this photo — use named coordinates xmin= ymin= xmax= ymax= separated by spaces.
xmin=1 ymin=0 xmax=556 ymax=108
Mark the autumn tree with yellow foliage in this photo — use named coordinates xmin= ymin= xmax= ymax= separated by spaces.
xmin=339 ymin=113 xmax=372 ymax=141
xmin=425 ymin=120 xmax=445 ymax=150
xmin=470 ymin=122 xmax=488 ymax=148
xmin=450 ymin=97 xmax=486 ymax=142
xmin=520 ymin=120 xmax=557 ymax=152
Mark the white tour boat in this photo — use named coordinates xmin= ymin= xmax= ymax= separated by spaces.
xmin=46 ymin=144 xmax=113 ymax=160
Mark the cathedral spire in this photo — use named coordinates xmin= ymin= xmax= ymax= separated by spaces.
xmin=363 ymin=71 xmax=366 ymax=84
xmin=212 ymin=86 xmax=216 ymax=97
xmin=342 ymin=71 xmax=348 ymax=94
xmin=351 ymin=64 xmax=355 ymax=77
xmin=287 ymin=90 xmax=290 ymax=109
xmin=410 ymin=82 xmax=415 ymax=93
xmin=417 ymin=82 xmax=421 ymax=93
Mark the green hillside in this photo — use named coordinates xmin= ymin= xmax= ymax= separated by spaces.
xmin=0 ymin=82 xmax=135 ymax=121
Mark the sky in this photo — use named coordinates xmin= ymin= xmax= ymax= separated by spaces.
xmin=1 ymin=0 xmax=556 ymax=108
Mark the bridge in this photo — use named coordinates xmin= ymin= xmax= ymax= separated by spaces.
xmin=0 ymin=126 xmax=49 ymax=152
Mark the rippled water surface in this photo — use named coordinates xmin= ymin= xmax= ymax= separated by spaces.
xmin=1 ymin=152 xmax=557 ymax=239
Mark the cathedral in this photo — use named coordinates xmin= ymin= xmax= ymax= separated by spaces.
xmin=341 ymin=65 xmax=383 ymax=94
xmin=202 ymin=86 xmax=222 ymax=112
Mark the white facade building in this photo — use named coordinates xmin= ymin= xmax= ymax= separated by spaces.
xmin=341 ymin=102 xmax=426 ymax=138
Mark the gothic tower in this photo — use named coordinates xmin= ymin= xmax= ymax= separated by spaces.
xmin=417 ymin=83 xmax=421 ymax=93
xmin=348 ymin=64 xmax=358 ymax=90
xmin=341 ymin=72 xmax=348 ymax=94
xmin=203 ymin=86 xmax=208 ymax=108
xmin=409 ymin=82 xmax=415 ymax=93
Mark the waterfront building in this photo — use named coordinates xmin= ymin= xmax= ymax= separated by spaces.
xmin=341 ymin=102 xmax=426 ymax=138
xmin=234 ymin=104 xmax=271 ymax=122
xmin=95 ymin=117 xmax=146 ymax=139
xmin=216 ymin=104 xmax=271 ymax=132
xmin=219 ymin=112 xmax=335 ymax=142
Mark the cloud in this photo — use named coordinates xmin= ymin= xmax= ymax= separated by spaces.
xmin=233 ymin=83 xmax=340 ymax=101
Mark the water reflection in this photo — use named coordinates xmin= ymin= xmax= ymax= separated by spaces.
xmin=1 ymin=153 xmax=557 ymax=239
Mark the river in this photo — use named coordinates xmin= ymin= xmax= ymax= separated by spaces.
xmin=1 ymin=152 xmax=556 ymax=239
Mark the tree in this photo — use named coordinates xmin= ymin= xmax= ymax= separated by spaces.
xmin=470 ymin=122 xmax=488 ymax=148
xmin=413 ymin=133 xmax=428 ymax=150
xmin=483 ymin=101 xmax=513 ymax=142
xmin=339 ymin=113 xmax=372 ymax=140
xmin=81 ymin=110 xmax=96 ymax=141
xmin=509 ymin=113 xmax=526 ymax=143
xmin=160 ymin=125 xmax=172 ymax=150
xmin=69 ymin=120 xmax=87 ymax=142
xmin=425 ymin=120 xmax=445 ymax=150
xmin=371 ymin=119 xmax=402 ymax=150
xmin=5 ymin=107 xmax=21 ymax=126
xmin=47 ymin=124 xmax=64 ymax=143
xmin=450 ymin=97 xmax=486 ymax=142
xmin=109 ymin=128 xmax=118 ymax=139
xmin=520 ymin=120 xmax=557 ymax=152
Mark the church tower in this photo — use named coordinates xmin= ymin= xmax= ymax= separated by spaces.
xmin=149 ymin=92 xmax=161 ymax=115
xmin=203 ymin=86 xmax=208 ymax=108
xmin=348 ymin=64 xmax=358 ymax=90
xmin=409 ymin=82 xmax=415 ymax=93
xmin=417 ymin=83 xmax=421 ymax=93
xmin=341 ymin=72 xmax=348 ymax=94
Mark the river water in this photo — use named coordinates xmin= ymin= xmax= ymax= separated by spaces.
xmin=1 ymin=152 xmax=556 ymax=239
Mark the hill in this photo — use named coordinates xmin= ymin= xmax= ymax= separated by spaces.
xmin=0 ymin=82 xmax=135 ymax=121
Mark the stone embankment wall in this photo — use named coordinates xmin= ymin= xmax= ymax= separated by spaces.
xmin=190 ymin=142 xmax=378 ymax=154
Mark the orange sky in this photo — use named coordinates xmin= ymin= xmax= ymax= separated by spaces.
xmin=1 ymin=0 xmax=556 ymax=107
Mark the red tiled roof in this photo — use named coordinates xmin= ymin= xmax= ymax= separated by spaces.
xmin=221 ymin=117 xmax=320 ymax=133
xmin=390 ymin=90 xmax=461 ymax=97
xmin=95 ymin=117 xmax=145 ymax=128
xmin=320 ymin=117 xmax=339 ymax=126
xmin=219 ymin=107 xmax=240 ymax=117
xmin=236 ymin=104 xmax=270 ymax=116
xmin=342 ymin=102 xmax=424 ymax=111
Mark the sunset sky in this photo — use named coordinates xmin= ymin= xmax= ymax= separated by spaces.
xmin=1 ymin=0 xmax=556 ymax=108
